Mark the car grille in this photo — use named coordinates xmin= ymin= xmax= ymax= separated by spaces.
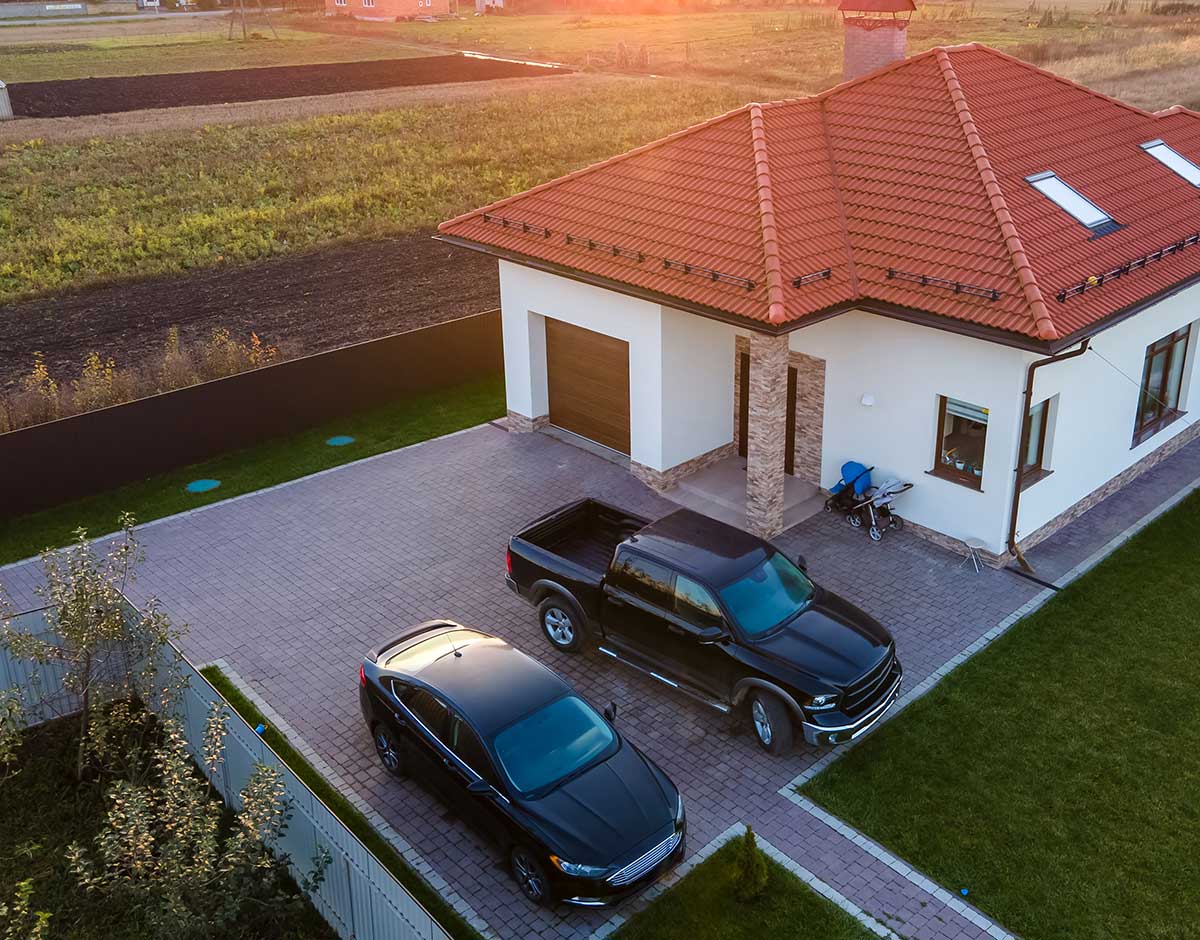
xmin=607 ymin=830 xmax=682 ymax=887
xmin=842 ymin=647 xmax=898 ymax=717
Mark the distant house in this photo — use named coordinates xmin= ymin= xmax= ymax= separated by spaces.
xmin=439 ymin=40 xmax=1200 ymax=565
xmin=326 ymin=0 xmax=448 ymax=21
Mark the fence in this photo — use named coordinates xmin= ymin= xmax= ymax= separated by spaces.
xmin=0 ymin=309 xmax=502 ymax=519
xmin=2 ymin=605 xmax=453 ymax=940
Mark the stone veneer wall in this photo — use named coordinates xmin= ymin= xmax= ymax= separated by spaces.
xmin=734 ymin=336 xmax=826 ymax=488
xmin=745 ymin=332 xmax=791 ymax=538
xmin=842 ymin=20 xmax=908 ymax=81
xmin=631 ymin=441 xmax=737 ymax=491
xmin=506 ymin=410 xmax=549 ymax=433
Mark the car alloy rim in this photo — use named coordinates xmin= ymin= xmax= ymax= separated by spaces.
xmin=374 ymin=730 xmax=399 ymax=771
xmin=751 ymin=700 xmax=772 ymax=745
xmin=513 ymin=850 xmax=544 ymax=900
xmin=544 ymin=607 xmax=575 ymax=646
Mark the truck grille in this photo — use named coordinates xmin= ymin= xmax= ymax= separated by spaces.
xmin=607 ymin=830 xmax=682 ymax=887
xmin=842 ymin=647 xmax=897 ymax=717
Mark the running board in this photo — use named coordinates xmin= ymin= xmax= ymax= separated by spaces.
xmin=597 ymin=646 xmax=731 ymax=714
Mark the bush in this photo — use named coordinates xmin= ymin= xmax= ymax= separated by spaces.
xmin=733 ymin=826 xmax=768 ymax=902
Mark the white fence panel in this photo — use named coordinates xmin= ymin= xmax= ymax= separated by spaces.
xmin=1 ymin=607 xmax=459 ymax=940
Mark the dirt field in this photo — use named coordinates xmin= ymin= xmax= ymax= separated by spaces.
xmin=0 ymin=231 xmax=498 ymax=393
xmin=8 ymin=53 xmax=566 ymax=117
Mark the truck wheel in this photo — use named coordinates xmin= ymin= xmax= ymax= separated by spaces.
xmin=749 ymin=692 xmax=794 ymax=756
xmin=538 ymin=596 xmax=585 ymax=653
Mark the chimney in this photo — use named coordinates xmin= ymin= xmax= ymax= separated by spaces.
xmin=838 ymin=0 xmax=916 ymax=81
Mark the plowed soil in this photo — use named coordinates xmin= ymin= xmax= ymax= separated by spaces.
xmin=7 ymin=54 xmax=566 ymax=118
xmin=0 ymin=231 xmax=499 ymax=392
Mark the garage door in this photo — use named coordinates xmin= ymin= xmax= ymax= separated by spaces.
xmin=545 ymin=319 xmax=631 ymax=455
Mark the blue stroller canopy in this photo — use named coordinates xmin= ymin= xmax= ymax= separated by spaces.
xmin=831 ymin=461 xmax=872 ymax=497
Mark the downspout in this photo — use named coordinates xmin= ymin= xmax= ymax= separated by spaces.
xmin=1007 ymin=340 xmax=1090 ymax=572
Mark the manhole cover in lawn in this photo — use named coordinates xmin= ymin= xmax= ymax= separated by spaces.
xmin=326 ymin=435 xmax=356 ymax=447
xmin=185 ymin=479 xmax=221 ymax=494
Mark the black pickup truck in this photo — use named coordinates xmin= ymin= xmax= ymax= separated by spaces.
xmin=505 ymin=499 xmax=902 ymax=755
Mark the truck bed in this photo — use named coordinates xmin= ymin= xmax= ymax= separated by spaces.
xmin=514 ymin=499 xmax=647 ymax=577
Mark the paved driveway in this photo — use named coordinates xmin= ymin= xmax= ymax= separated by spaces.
xmin=4 ymin=424 xmax=1197 ymax=940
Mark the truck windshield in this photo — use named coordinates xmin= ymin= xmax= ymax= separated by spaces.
xmin=718 ymin=552 xmax=815 ymax=637
xmin=492 ymin=695 xmax=616 ymax=796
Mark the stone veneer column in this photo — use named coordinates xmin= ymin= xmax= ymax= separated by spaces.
xmin=745 ymin=332 xmax=790 ymax=538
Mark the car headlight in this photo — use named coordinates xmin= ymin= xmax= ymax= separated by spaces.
xmin=675 ymin=792 xmax=686 ymax=827
xmin=550 ymin=855 xmax=609 ymax=879
xmin=808 ymin=693 xmax=838 ymax=710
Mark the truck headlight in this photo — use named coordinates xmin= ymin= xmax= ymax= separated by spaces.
xmin=550 ymin=855 xmax=609 ymax=879
xmin=809 ymin=693 xmax=838 ymax=710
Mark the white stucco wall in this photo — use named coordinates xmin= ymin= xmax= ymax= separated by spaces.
xmin=1015 ymin=281 xmax=1200 ymax=541
xmin=498 ymin=261 xmax=736 ymax=471
xmin=786 ymin=312 xmax=1029 ymax=554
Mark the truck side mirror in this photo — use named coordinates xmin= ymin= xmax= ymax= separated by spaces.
xmin=603 ymin=702 xmax=618 ymax=723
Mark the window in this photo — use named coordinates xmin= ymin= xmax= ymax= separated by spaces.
xmin=334 ymin=0 xmax=347 ymax=6
xmin=1026 ymin=171 xmax=1117 ymax=233
xmin=674 ymin=575 xmax=724 ymax=631
xmin=362 ymin=0 xmax=374 ymax=7
xmin=1020 ymin=398 xmax=1051 ymax=489
xmin=1134 ymin=326 xmax=1191 ymax=445
xmin=717 ymin=553 xmax=814 ymax=638
xmin=610 ymin=551 xmax=674 ymax=609
xmin=1141 ymin=140 xmax=1200 ymax=187
xmin=401 ymin=688 xmax=448 ymax=739
xmin=447 ymin=713 xmax=498 ymax=787
xmin=491 ymin=696 xmax=616 ymax=796
xmin=933 ymin=396 xmax=988 ymax=489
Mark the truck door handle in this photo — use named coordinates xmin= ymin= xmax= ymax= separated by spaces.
xmin=608 ymin=595 xmax=627 ymax=608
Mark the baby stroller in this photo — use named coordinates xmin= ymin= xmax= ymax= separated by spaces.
xmin=824 ymin=461 xmax=874 ymax=515
xmin=848 ymin=478 xmax=913 ymax=541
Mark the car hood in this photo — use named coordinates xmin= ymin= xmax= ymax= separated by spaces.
xmin=749 ymin=588 xmax=892 ymax=686
xmin=517 ymin=739 xmax=675 ymax=867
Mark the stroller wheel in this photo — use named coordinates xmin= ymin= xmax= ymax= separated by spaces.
xmin=869 ymin=526 xmax=883 ymax=542
xmin=823 ymin=499 xmax=833 ymax=513
xmin=846 ymin=512 xmax=862 ymax=528
xmin=890 ymin=515 xmax=904 ymax=531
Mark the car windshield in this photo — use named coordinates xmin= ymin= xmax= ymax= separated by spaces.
xmin=718 ymin=552 xmax=815 ymax=637
xmin=492 ymin=695 xmax=616 ymax=796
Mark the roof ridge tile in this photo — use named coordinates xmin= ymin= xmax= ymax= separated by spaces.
xmin=748 ymin=103 xmax=787 ymax=325
xmin=934 ymin=47 xmax=1059 ymax=342
xmin=816 ymin=99 xmax=861 ymax=297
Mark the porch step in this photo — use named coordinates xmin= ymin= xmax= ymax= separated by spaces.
xmin=663 ymin=455 xmax=827 ymax=533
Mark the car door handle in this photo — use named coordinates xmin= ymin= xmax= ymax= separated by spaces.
xmin=392 ymin=713 xmax=407 ymax=727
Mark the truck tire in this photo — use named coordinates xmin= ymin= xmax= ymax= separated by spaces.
xmin=537 ymin=596 xmax=587 ymax=653
xmin=749 ymin=691 xmax=794 ymax=756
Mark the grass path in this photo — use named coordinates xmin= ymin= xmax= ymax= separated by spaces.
xmin=0 ymin=375 xmax=504 ymax=566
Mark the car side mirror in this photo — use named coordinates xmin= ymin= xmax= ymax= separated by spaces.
xmin=467 ymin=778 xmax=494 ymax=796
xmin=603 ymin=701 xmax=618 ymax=723
xmin=795 ymin=554 xmax=808 ymax=572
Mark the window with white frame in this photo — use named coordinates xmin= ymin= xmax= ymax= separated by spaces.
xmin=1026 ymin=171 xmax=1120 ymax=235
xmin=1141 ymin=140 xmax=1200 ymax=187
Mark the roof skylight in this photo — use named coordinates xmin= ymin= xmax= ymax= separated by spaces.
xmin=1140 ymin=139 xmax=1200 ymax=187
xmin=1026 ymin=171 xmax=1115 ymax=231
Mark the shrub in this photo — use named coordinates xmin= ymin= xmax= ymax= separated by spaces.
xmin=72 ymin=352 xmax=136 ymax=414
xmin=0 ymin=879 xmax=52 ymax=940
xmin=19 ymin=353 xmax=60 ymax=425
xmin=733 ymin=826 xmax=768 ymax=902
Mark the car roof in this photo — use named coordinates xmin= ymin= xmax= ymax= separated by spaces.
xmin=629 ymin=508 xmax=771 ymax=587
xmin=383 ymin=625 xmax=572 ymax=737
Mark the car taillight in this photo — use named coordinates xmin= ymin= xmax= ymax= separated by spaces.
xmin=505 ymin=547 xmax=513 ymax=576
xmin=359 ymin=664 xmax=367 ymax=688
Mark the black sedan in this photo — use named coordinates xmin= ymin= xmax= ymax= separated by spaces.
xmin=359 ymin=620 xmax=686 ymax=906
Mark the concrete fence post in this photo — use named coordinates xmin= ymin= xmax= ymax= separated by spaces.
xmin=0 ymin=82 xmax=12 ymax=121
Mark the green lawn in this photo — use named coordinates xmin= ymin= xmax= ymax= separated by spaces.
xmin=199 ymin=665 xmax=481 ymax=940
xmin=615 ymin=834 xmax=874 ymax=940
xmin=0 ymin=374 xmax=503 ymax=566
xmin=0 ymin=715 xmax=334 ymax=940
xmin=801 ymin=491 xmax=1200 ymax=940
xmin=0 ymin=27 xmax=432 ymax=82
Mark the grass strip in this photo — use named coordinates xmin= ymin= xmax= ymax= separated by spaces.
xmin=0 ymin=374 xmax=504 ymax=566
xmin=200 ymin=664 xmax=482 ymax=940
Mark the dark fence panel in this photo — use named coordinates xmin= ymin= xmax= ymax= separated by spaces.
xmin=0 ymin=310 xmax=501 ymax=519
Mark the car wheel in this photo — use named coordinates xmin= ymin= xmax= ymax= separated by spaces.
xmin=372 ymin=724 xmax=405 ymax=777
xmin=510 ymin=845 xmax=551 ymax=906
xmin=869 ymin=525 xmax=883 ymax=542
xmin=538 ymin=596 xmax=585 ymax=653
xmin=749 ymin=692 xmax=794 ymax=756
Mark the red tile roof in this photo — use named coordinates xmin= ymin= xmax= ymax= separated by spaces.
xmin=438 ymin=44 xmax=1200 ymax=346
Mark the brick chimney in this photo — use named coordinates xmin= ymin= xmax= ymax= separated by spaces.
xmin=838 ymin=0 xmax=916 ymax=81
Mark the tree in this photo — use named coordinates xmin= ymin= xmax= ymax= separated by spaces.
xmin=0 ymin=514 xmax=181 ymax=782
xmin=733 ymin=825 xmax=768 ymax=902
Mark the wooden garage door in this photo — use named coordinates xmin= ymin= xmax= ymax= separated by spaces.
xmin=545 ymin=319 xmax=631 ymax=455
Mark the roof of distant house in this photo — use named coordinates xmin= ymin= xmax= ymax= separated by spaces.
xmin=438 ymin=44 xmax=1200 ymax=350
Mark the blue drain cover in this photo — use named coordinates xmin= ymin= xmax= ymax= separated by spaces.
xmin=185 ymin=479 xmax=221 ymax=494
xmin=326 ymin=435 xmax=356 ymax=447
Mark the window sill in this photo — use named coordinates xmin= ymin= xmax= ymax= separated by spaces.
xmin=926 ymin=467 xmax=983 ymax=492
xmin=1019 ymin=467 xmax=1053 ymax=491
xmin=1132 ymin=409 xmax=1186 ymax=448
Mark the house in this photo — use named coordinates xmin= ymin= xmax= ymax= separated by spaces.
xmin=325 ymin=0 xmax=448 ymax=21
xmin=437 ymin=38 xmax=1200 ymax=565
